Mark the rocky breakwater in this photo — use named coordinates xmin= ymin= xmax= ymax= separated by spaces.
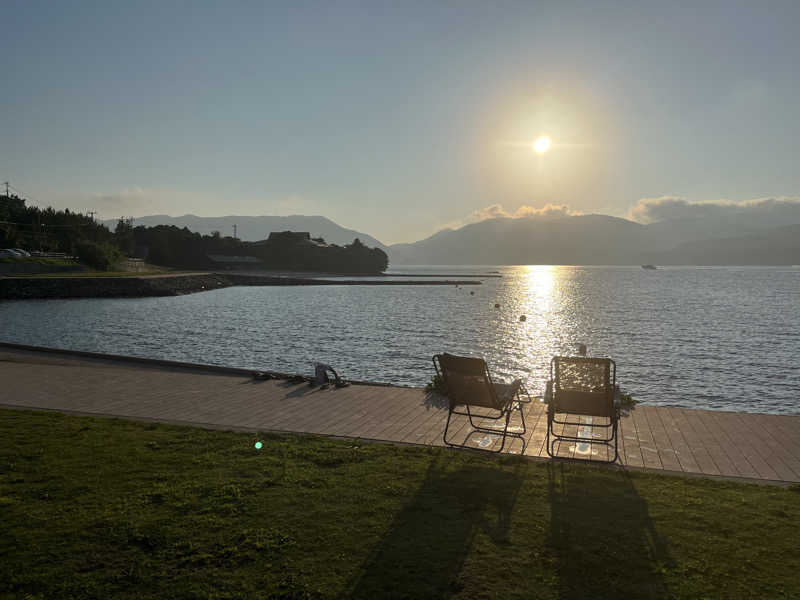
xmin=0 ymin=273 xmax=232 ymax=300
xmin=1 ymin=273 xmax=482 ymax=300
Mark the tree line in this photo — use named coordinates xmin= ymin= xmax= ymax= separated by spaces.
xmin=1 ymin=194 xmax=388 ymax=273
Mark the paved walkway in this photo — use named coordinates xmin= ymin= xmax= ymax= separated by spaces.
xmin=1 ymin=345 xmax=799 ymax=484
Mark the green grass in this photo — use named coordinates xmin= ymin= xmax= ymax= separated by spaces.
xmin=0 ymin=257 xmax=78 ymax=265
xmin=1 ymin=409 xmax=798 ymax=600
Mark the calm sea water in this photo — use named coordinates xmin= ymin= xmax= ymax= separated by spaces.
xmin=1 ymin=266 xmax=798 ymax=415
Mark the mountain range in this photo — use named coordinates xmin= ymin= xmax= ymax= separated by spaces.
xmin=388 ymin=209 xmax=800 ymax=265
xmin=101 ymin=215 xmax=387 ymax=251
xmin=108 ymin=207 xmax=800 ymax=266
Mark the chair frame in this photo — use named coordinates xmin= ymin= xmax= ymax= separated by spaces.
xmin=546 ymin=356 xmax=619 ymax=463
xmin=433 ymin=353 xmax=530 ymax=453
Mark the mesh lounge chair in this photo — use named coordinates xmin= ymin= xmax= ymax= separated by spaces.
xmin=545 ymin=356 xmax=620 ymax=462
xmin=433 ymin=353 xmax=530 ymax=453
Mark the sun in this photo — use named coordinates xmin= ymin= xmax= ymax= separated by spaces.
xmin=533 ymin=136 xmax=551 ymax=153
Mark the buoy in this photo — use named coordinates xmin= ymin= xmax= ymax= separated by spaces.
xmin=494 ymin=303 xmax=500 ymax=308
xmin=519 ymin=315 xmax=527 ymax=322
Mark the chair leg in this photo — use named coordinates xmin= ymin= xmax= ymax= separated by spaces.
xmin=493 ymin=410 xmax=511 ymax=453
xmin=518 ymin=400 xmax=527 ymax=436
xmin=444 ymin=404 xmax=528 ymax=453
xmin=442 ymin=407 xmax=455 ymax=447
xmin=545 ymin=411 xmax=620 ymax=463
xmin=466 ymin=405 xmax=482 ymax=430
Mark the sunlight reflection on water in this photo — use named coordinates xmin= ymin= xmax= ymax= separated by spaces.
xmin=1 ymin=265 xmax=798 ymax=414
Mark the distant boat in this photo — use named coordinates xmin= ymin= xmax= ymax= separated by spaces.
xmin=641 ymin=264 xmax=658 ymax=270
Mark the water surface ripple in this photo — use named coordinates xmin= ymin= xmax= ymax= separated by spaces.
xmin=1 ymin=265 xmax=798 ymax=415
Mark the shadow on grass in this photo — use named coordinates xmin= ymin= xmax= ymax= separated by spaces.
xmin=547 ymin=463 xmax=674 ymax=599
xmin=349 ymin=456 xmax=522 ymax=598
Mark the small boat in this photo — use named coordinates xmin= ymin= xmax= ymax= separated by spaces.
xmin=641 ymin=264 xmax=657 ymax=270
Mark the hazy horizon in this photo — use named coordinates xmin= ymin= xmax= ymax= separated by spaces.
xmin=4 ymin=2 xmax=800 ymax=244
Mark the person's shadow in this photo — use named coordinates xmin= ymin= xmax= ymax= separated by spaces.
xmin=348 ymin=455 xmax=523 ymax=598
xmin=547 ymin=462 xmax=674 ymax=599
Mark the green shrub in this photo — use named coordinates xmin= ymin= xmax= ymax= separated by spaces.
xmin=618 ymin=391 xmax=639 ymax=417
xmin=425 ymin=374 xmax=448 ymax=395
xmin=75 ymin=240 xmax=123 ymax=271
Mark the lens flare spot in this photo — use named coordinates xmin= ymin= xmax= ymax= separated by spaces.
xmin=254 ymin=441 xmax=263 ymax=450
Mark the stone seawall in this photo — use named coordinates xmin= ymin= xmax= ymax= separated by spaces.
xmin=0 ymin=274 xmax=231 ymax=299
xmin=0 ymin=273 xmax=480 ymax=300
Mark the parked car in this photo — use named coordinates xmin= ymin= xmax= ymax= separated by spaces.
xmin=0 ymin=249 xmax=22 ymax=258
xmin=12 ymin=248 xmax=31 ymax=257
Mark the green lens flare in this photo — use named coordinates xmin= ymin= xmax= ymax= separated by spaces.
xmin=254 ymin=441 xmax=263 ymax=450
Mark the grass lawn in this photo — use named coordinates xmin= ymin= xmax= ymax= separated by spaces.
xmin=0 ymin=258 xmax=78 ymax=266
xmin=1 ymin=409 xmax=798 ymax=599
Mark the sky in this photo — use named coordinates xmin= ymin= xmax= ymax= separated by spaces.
xmin=3 ymin=1 xmax=800 ymax=244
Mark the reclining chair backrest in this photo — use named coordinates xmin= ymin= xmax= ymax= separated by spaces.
xmin=551 ymin=356 xmax=615 ymax=418
xmin=435 ymin=353 xmax=499 ymax=410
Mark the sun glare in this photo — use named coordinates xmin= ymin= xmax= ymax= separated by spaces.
xmin=533 ymin=136 xmax=551 ymax=153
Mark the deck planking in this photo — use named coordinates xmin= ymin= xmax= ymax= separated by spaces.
xmin=1 ymin=346 xmax=798 ymax=484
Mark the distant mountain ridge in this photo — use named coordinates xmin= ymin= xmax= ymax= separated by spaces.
xmin=387 ymin=208 xmax=800 ymax=265
xmin=105 ymin=206 xmax=800 ymax=266
xmin=101 ymin=214 xmax=387 ymax=251
xmin=388 ymin=215 xmax=651 ymax=265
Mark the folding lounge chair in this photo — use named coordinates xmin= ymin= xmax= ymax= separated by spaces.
xmin=545 ymin=356 xmax=620 ymax=462
xmin=432 ymin=353 xmax=530 ymax=453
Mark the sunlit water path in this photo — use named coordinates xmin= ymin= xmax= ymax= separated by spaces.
xmin=2 ymin=266 xmax=798 ymax=414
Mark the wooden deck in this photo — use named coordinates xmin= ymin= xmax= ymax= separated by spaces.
xmin=1 ymin=345 xmax=799 ymax=484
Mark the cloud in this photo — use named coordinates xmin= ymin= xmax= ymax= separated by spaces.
xmin=514 ymin=204 xmax=579 ymax=219
xmin=628 ymin=196 xmax=800 ymax=224
xmin=442 ymin=203 xmax=580 ymax=230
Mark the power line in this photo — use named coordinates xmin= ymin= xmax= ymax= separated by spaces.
xmin=0 ymin=220 xmax=92 ymax=229
xmin=3 ymin=182 xmax=44 ymax=207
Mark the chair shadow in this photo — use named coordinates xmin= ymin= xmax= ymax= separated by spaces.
xmin=236 ymin=377 xmax=315 ymax=398
xmin=462 ymin=428 xmax=527 ymax=454
xmin=348 ymin=456 xmax=523 ymax=599
xmin=547 ymin=462 xmax=674 ymax=599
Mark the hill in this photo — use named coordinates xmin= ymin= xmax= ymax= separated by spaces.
xmin=101 ymin=206 xmax=800 ymax=266
xmin=389 ymin=215 xmax=651 ymax=265
xmin=653 ymin=224 xmax=800 ymax=265
xmin=101 ymin=215 xmax=387 ymax=251
xmin=645 ymin=203 xmax=800 ymax=250
xmin=388 ymin=213 xmax=800 ymax=265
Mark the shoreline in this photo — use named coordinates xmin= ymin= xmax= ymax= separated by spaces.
xmin=0 ymin=272 xmax=481 ymax=300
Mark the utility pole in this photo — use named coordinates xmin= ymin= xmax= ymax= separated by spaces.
xmin=233 ymin=224 xmax=237 ymax=239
